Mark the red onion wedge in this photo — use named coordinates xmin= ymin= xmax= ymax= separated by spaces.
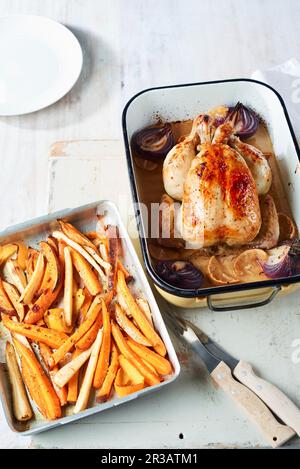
xmin=156 ymin=260 xmax=204 ymax=289
xmin=263 ymin=240 xmax=300 ymax=279
xmin=226 ymin=102 xmax=259 ymax=138
xmin=132 ymin=123 xmax=174 ymax=162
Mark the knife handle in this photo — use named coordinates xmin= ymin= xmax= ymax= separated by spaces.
xmin=234 ymin=360 xmax=300 ymax=436
xmin=211 ymin=361 xmax=295 ymax=448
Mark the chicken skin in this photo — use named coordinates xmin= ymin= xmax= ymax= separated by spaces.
xmin=163 ymin=114 xmax=263 ymax=248
xmin=181 ymin=140 xmax=261 ymax=248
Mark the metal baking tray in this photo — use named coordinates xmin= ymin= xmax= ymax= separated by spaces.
xmin=0 ymin=200 xmax=180 ymax=435
xmin=122 ymin=78 xmax=300 ymax=311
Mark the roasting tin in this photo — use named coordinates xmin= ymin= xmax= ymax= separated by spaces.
xmin=122 ymin=78 xmax=300 ymax=311
xmin=0 ymin=200 xmax=180 ymax=435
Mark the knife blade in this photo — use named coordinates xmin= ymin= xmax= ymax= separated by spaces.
xmin=161 ymin=306 xmax=296 ymax=448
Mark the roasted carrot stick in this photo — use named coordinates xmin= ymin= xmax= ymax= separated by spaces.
xmin=117 ymin=270 xmax=166 ymax=356
xmin=2 ymin=314 xmax=68 ymax=349
xmin=93 ymin=299 xmax=111 ymax=388
xmin=111 ymin=321 xmax=160 ymax=386
xmin=51 ymin=295 xmax=102 ymax=367
xmin=13 ymin=338 xmax=61 ymax=420
xmin=76 ymin=313 xmax=102 ymax=351
xmin=96 ymin=342 xmax=119 ymax=402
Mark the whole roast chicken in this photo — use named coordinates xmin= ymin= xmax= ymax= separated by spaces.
xmin=162 ymin=112 xmax=273 ymax=249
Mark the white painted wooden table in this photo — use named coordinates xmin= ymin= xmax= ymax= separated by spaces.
xmin=1 ymin=0 xmax=300 ymax=449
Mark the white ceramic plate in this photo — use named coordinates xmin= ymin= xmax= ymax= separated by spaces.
xmin=0 ymin=15 xmax=83 ymax=116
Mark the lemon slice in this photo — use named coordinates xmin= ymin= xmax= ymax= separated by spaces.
xmin=233 ymin=249 xmax=268 ymax=282
xmin=278 ymin=212 xmax=297 ymax=241
xmin=208 ymin=255 xmax=240 ymax=285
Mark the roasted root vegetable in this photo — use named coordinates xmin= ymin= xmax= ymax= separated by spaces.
xmin=13 ymin=338 xmax=61 ymax=420
xmin=111 ymin=321 xmax=160 ymax=386
xmin=96 ymin=342 xmax=119 ymax=402
xmin=3 ymin=259 xmax=27 ymax=294
xmin=39 ymin=343 xmax=67 ymax=406
xmin=0 ymin=244 xmax=18 ymax=266
xmin=2 ymin=315 xmax=68 ymax=349
xmin=58 ymin=220 xmax=96 ymax=250
xmin=67 ymin=349 xmax=82 ymax=403
xmin=107 ymin=225 xmax=119 ymax=290
xmin=63 ymin=246 xmax=73 ymax=326
xmin=115 ymin=303 xmax=152 ymax=346
xmin=136 ymin=297 xmax=154 ymax=327
xmin=74 ymin=288 xmax=85 ymax=319
xmin=114 ymin=365 xmax=144 ymax=397
xmin=76 ymin=313 xmax=102 ymax=351
xmin=93 ymin=300 xmax=111 ymax=388
xmin=53 ymin=346 xmax=93 ymax=388
xmin=5 ymin=342 xmax=33 ymax=421
xmin=127 ymin=339 xmax=172 ymax=375
xmin=2 ymin=281 xmax=25 ymax=321
xmin=74 ymin=328 xmax=103 ymax=414
xmin=0 ymin=216 xmax=171 ymax=424
xmin=52 ymin=231 xmax=106 ymax=285
xmin=15 ymin=242 xmax=28 ymax=271
xmin=51 ymin=295 xmax=102 ymax=367
xmin=70 ymin=247 xmax=102 ymax=296
xmin=40 ymin=241 xmax=60 ymax=290
xmin=44 ymin=308 xmax=71 ymax=333
xmin=24 ymin=271 xmax=63 ymax=324
xmin=0 ymin=279 xmax=15 ymax=315
xmin=19 ymin=252 xmax=45 ymax=304
xmin=117 ymin=270 xmax=166 ymax=356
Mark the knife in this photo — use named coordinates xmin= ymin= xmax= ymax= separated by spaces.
xmin=161 ymin=306 xmax=299 ymax=448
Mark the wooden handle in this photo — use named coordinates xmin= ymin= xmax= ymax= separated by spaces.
xmin=234 ymin=360 xmax=300 ymax=436
xmin=211 ymin=361 xmax=295 ymax=448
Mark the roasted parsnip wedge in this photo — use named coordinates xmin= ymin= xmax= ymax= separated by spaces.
xmin=3 ymin=259 xmax=27 ymax=294
xmin=38 ymin=342 xmax=67 ymax=406
xmin=52 ymin=231 xmax=105 ymax=284
xmin=54 ymin=345 xmax=93 ymax=388
xmin=58 ymin=220 xmax=96 ymax=250
xmin=67 ymin=349 xmax=82 ymax=403
xmin=5 ymin=342 xmax=33 ymax=421
xmin=136 ymin=297 xmax=154 ymax=327
xmin=74 ymin=288 xmax=85 ymax=319
xmin=0 ymin=279 xmax=15 ymax=316
xmin=115 ymin=303 xmax=152 ymax=346
xmin=2 ymin=282 xmax=25 ymax=321
xmin=74 ymin=328 xmax=103 ymax=414
xmin=19 ymin=252 xmax=45 ymax=304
